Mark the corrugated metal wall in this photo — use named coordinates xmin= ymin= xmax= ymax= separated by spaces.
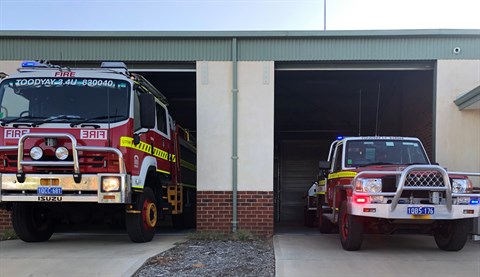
xmin=1 ymin=30 xmax=479 ymax=62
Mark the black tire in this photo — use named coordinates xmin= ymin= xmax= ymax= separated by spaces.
xmin=434 ymin=219 xmax=472 ymax=251
xmin=317 ymin=195 xmax=332 ymax=233
xmin=12 ymin=203 xmax=54 ymax=242
xmin=304 ymin=207 xmax=316 ymax=227
xmin=126 ymin=187 xmax=157 ymax=243
xmin=172 ymin=214 xmax=185 ymax=229
xmin=339 ymin=200 xmax=363 ymax=251
xmin=172 ymin=188 xmax=196 ymax=229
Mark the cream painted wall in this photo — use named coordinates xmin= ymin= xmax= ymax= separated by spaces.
xmin=237 ymin=62 xmax=274 ymax=191
xmin=0 ymin=61 xmax=21 ymax=75
xmin=196 ymin=61 xmax=275 ymax=191
xmin=436 ymin=60 xmax=480 ymax=186
xmin=197 ymin=62 xmax=233 ymax=191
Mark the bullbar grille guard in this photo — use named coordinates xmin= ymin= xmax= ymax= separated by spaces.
xmin=352 ymin=165 xmax=480 ymax=212
xmin=0 ymin=133 xmax=126 ymax=183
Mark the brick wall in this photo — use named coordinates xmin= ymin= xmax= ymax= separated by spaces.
xmin=0 ymin=209 xmax=12 ymax=233
xmin=197 ymin=191 xmax=273 ymax=236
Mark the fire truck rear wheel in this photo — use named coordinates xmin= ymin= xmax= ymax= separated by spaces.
xmin=317 ymin=195 xmax=332 ymax=233
xmin=126 ymin=187 xmax=157 ymax=243
xmin=339 ymin=200 xmax=363 ymax=251
xmin=12 ymin=203 xmax=54 ymax=242
xmin=433 ymin=219 xmax=471 ymax=251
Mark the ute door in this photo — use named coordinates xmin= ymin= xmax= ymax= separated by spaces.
xmin=327 ymin=142 xmax=344 ymax=207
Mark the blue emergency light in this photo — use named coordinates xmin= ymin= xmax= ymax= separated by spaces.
xmin=471 ymin=198 xmax=479 ymax=205
xmin=337 ymin=136 xmax=344 ymax=140
xmin=21 ymin=61 xmax=50 ymax=68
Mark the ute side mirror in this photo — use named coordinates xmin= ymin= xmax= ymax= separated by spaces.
xmin=139 ymin=93 xmax=156 ymax=129
xmin=318 ymin=160 xmax=330 ymax=170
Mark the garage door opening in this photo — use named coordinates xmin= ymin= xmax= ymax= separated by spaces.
xmin=274 ymin=63 xmax=435 ymax=228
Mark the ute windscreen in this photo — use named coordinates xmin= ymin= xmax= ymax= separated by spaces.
xmin=346 ymin=140 xmax=429 ymax=168
xmin=0 ymin=78 xmax=130 ymax=125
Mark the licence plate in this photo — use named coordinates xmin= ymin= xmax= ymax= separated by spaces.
xmin=407 ymin=206 xmax=435 ymax=215
xmin=37 ymin=186 xmax=62 ymax=195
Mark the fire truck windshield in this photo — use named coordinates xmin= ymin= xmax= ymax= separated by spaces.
xmin=0 ymin=78 xmax=130 ymax=125
xmin=345 ymin=140 xmax=429 ymax=168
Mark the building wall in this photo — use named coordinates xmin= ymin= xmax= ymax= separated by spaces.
xmin=0 ymin=60 xmax=21 ymax=75
xmin=436 ymin=60 xmax=480 ymax=186
xmin=196 ymin=61 xmax=274 ymax=235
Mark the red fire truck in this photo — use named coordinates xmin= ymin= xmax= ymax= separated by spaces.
xmin=315 ymin=136 xmax=479 ymax=251
xmin=0 ymin=61 xmax=196 ymax=242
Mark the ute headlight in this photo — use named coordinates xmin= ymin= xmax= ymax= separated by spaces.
xmin=452 ymin=179 xmax=472 ymax=194
xmin=55 ymin=146 xmax=69 ymax=160
xmin=30 ymin=146 xmax=43 ymax=160
xmin=356 ymin=178 xmax=382 ymax=193
xmin=102 ymin=177 xmax=121 ymax=192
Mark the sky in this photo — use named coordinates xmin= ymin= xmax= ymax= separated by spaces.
xmin=0 ymin=0 xmax=479 ymax=31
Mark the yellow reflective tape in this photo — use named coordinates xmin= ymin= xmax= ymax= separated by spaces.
xmin=156 ymin=169 xmax=171 ymax=175
xmin=328 ymin=171 xmax=357 ymax=179
xmin=180 ymin=159 xmax=196 ymax=172
xmin=120 ymin=136 xmax=176 ymax=162
xmin=316 ymin=191 xmax=326 ymax=195
xmin=318 ymin=180 xmax=326 ymax=185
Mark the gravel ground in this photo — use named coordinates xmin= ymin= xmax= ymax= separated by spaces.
xmin=134 ymin=239 xmax=275 ymax=277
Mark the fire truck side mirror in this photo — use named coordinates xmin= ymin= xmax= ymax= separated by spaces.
xmin=318 ymin=160 xmax=330 ymax=170
xmin=139 ymin=93 xmax=156 ymax=129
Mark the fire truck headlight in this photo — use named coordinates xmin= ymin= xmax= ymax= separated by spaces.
xmin=55 ymin=147 xmax=69 ymax=160
xmin=102 ymin=177 xmax=121 ymax=192
xmin=356 ymin=178 xmax=382 ymax=193
xmin=452 ymin=179 xmax=472 ymax=193
xmin=30 ymin=147 xmax=43 ymax=160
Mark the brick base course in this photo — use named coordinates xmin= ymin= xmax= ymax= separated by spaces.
xmin=0 ymin=208 xmax=12 ymax=233
xmin=197 ymin=191 xmax=273 ymax=236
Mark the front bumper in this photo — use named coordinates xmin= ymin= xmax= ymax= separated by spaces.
xmin=348 ymin=165 xmax=480 ymax=221
xmin=349 ymin=201 xmax=480 ymax=220
xmin=0 ymin=173 xmax=131 ymax=204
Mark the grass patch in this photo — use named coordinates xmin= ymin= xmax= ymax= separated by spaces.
xmin=0 ymin=229 xmax=17 ymax=241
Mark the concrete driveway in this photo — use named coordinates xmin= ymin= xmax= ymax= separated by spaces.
xmin=0 ymin=232 xmax=185 ymax=277
xmin=275 ymin=233 xmax=480 ymax=277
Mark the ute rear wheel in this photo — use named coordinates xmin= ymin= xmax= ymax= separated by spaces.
xmin=126 ymin=187 xmax=157 ymax=243
xmin=339 ymin=200 xmax=363 ymax=251
xmin=12 ymin=203 xmax=54 ymax=242
xmin=434 ymin=219 xmax=472 ymax=251
xmin=317 ymin=195 xmax=332 ymax=233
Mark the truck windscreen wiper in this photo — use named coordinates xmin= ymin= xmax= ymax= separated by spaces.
xmin=33 ymin=115 xmax=83 ymax=127
xmin=357 ymin=162 xmax=395 ymax=167
xmin=0 ymin=116 xmax=46 ymax=126
xmin=69 ymin=115 xmax=125 ymax=127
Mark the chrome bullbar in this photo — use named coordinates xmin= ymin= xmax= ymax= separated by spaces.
xmin=349 ymin=165 xmax=480 ymax=219
xmin=0 ymin=133 xmax=130 ymax=203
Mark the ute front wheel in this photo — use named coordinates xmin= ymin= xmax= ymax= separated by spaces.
xmin=12 ymin=203 xmax=54 ymax=242
xmin=339 ymin=200 xmax=363 ymax=251
xmin=126 ymin=187 xmax=157 ymax=243
xmin=434 ymin=219 xmax=472 ymax=251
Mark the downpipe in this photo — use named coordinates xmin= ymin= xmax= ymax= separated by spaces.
xmin=232 ymin=38 xmax=238 ymax=233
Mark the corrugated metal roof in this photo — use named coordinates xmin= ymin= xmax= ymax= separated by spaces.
xmin=0 ymin=30 xmax=479 ymax=61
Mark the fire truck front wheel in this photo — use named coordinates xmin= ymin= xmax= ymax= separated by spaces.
xmin=433 ymin=219 xmax=472 ymax=251
xmin=126 ymin=187 xmax=157 ymax=243
xmin=12 ymin=203 xmax=54 ymax=242
xmin=339 ymin=200 xmax=363 ymax=251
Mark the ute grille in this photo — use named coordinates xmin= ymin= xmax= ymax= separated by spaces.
xmin=404 ymin=171 xmax=445 ymax=188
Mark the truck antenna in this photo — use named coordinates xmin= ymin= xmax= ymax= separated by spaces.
xmin=358 ymin=90 xmax=362 ymax=136
xmin=375 ymin=83 xmax=381 ymax=136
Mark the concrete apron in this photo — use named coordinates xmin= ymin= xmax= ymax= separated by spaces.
xmin=0 ymin=234 xmax=185 ymax=277
xmin=274 ymin=234 xmax=480 ymax=277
